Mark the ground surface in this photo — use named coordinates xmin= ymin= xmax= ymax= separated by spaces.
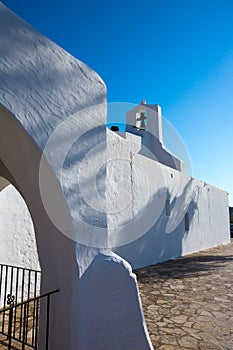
xmin=136 ymin=241 xmax=233 ymax=350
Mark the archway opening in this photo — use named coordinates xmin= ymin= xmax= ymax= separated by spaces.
xmin=0 ymin=177 xmax=40 ymax=271
xmin=0 ymin=176 xmax=43 ymax=348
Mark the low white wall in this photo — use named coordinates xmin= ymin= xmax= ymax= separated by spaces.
xmin=78 ymin=250 xmax=153 ymax=350
xmin=107 ymin=129 xmax=230 ymax=269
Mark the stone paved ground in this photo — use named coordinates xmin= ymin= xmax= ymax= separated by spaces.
xmin=135 ymin=241 xmax=233 ymax=350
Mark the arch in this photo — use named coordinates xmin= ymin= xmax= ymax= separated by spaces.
xmin=0 ymin=104 xmax=79 ymax=349
xmin=0 ymin=180 xmax=39 ymax=270
xmin=0 ymin=5 xmax=154 ymax=348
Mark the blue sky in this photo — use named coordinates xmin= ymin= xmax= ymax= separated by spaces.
xmin=2 ymin=0 xmax=233 ymax=205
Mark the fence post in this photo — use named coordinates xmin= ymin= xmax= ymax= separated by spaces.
xmin=7 ymin=294 xmax=15 ymax=350
xmin=46 ymin=294 xmax=51 ymax=350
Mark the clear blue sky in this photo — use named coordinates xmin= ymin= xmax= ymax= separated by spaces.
xmin=2 ymin=0 xmax=233 ymax=205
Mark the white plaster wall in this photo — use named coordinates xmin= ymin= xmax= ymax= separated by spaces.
xmin=0 ymin=4 xmax=153 ymax=350
xmin=107 ymin=129 xmax=230 ymax=269
xmin=0 ymin=184 xmax=40 ymax=308
xmin=0 ymin=3 xmax=106 ymax=151
xmin=0 ymin=4 xmax=229 ymax=349
xmin=78 ymin=251 xmax=153 ymax=350
xmin=126 ymin=103 xmax=163 ymax=142
xmin=124 ymin=125 xmax=184 ymax=172
xmin=0 ymin=3 xmax=108 ymax=243
xmin=142 ymin=132 xmax=184 ymax=171
xmin=0 ymin=184 xmax=39 ymax=270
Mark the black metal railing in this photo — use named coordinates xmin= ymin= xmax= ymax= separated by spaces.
xmin=0 ymin=289 xmax=59 ymax=349
xmin=0 ymin=264 xmax=41 ymax=349
xmin=0 ymin=264 xmax=41 ymax=310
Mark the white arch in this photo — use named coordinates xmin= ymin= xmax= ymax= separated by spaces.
xmin=0 ymin=104 xmax=80 ymax=349
xmin=0 ymin=4 xmax=153 ymax=349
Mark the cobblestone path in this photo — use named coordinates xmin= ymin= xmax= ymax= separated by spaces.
xmin=135 ymin=242 xmax=233 ymax=350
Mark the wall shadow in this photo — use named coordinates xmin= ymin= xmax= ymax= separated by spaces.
xmin=113 ymin=178 xmax=198 ymax=269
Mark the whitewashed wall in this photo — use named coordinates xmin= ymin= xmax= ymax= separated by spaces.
xmin=0 ymin=184 xmax=40 ymax=308
xmin=0 ymin=4 xmax=153 ymax=350
xmin=106 ymin=129 xmax=230 ymax=268
xmin=0 ymin=4 xmax=230 ymax=349
xmin=0 ymin=184 xmax=39 ymax=269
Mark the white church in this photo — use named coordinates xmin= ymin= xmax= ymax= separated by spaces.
xmin=107 ymin=101 xmax=230 ymax=268
xmin=0 ymin=3 xmax=230 ymax=350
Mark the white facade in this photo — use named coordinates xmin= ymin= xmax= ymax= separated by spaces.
xmin=0 ymin=3 xmax=230 ymax=350
xmin=106 ymin=115 xmax=230 ymax=266
xmin=108 ymin=126 xmax=230 ymax=267
xmin=0 ymin=4 xmax=152 ymax=349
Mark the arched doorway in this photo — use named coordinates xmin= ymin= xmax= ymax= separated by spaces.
xmin=0 ymin=105 xmax=80 ymax=349
xmin=0 ymin=180 xmax=42 ymax=348
xmin=0 ymin=179 xmax=40 ymax=270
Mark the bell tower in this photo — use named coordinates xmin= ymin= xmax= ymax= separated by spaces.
xmin=126 ymin=100 xmax=163 ymax=143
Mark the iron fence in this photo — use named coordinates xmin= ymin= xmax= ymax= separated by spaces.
xmin=0 ymin=264 xmax=58 ymax=349
xmin=0 ymin=264 xmax=41 ymax=310
xmin=0 ymin=289 xmax=59 ymax=349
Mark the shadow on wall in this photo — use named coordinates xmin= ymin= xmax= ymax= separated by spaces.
xmin=63 ymin=125 xmax=107 ymax=227
xmin=114 ymin=178 xmax=199 ymax=269
xmin=140 ymin=132 xmax=183 ymax=172
xmin=0 ymin=8 xmax=105 ymax=151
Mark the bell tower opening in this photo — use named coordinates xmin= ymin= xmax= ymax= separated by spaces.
xmin=136 ymin=110 xmax=147 ymax=130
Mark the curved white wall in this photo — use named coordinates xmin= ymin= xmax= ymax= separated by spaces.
xmin=0 ymin=184 xmax=39 ymax=270
xmin=0 ymin=4 xmax=153 ymax=350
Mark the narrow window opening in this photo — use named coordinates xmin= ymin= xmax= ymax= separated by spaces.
xmin=185 ymin=212 xmax=190 ymax=231
xmin=166 ymin=199 xmax=171 ymax=216
xmin=136 ymin=110 xmax=147 ymax=129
